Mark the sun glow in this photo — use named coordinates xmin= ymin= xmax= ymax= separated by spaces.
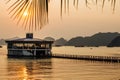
xmin=23 ymin=11 xmax=28 ymax=17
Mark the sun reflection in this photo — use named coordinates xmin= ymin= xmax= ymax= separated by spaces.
xmin=7 ymin=59 xmax=53 ymax=79
xmin=23 ymin=67 xmax=28 ymax=80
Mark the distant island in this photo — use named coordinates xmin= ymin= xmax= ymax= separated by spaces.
xmin=46 ymin=32 xmax=120 ymax=47
xmin=0 ymin=32 xmax=120 ymax=47
xmin=65 ymin=32 xmax=120 ymax=47
xmin=107 ymin=36 xmax=120 ymax=47
xmin=0 ymin=39 xmax=6 ymax=45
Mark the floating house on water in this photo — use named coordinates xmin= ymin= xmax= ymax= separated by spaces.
xmin=6 ymin=33 xmax=53 ymax=58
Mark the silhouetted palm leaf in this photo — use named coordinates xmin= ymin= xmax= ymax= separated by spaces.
xmin=5 ymin=0 xmax=117 ymax=31
xmin=6 ymin=0 xmax=49 ymax=31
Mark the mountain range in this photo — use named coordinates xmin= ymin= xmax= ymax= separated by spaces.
xmin=65 ymin=32 xmax=120 ymax=47
xmin=107 ymin=36 xmax=120 ymax=47
xmin=0 ymin=32 xmax=120 ymax=47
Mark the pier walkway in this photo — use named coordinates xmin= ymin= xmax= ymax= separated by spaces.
xmin=52 ymin=54 xmax=120 ymax=63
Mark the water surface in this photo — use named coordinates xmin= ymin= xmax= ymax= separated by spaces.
xmin=0 ymin=46 xmax=120 ymax=80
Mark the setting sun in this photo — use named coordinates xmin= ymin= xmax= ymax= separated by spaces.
xmin=23 ymin=11 xmax=28 ymax=17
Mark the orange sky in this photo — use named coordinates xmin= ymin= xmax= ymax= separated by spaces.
xmin=0 ymin=0 xmax=120 ymax=40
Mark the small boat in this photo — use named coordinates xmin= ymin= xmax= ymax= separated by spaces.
xmin=75 ymin=45 xmax=84 ymax=47
xmin=0 ymin=45 xmax=2 ymax=48
xmin=55 ymin=45 xmax=62 ymax=47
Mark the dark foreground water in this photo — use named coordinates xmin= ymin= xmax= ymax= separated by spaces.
xmin=0 ymin=46 xmax=120 ymax=80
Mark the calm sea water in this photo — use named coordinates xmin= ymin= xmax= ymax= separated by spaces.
xmin=0 ymin=46 xmax=120 ymax=80
xmin=52 ymin=46 xmax=120 ymax=57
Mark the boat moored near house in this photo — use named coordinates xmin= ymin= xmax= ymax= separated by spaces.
xmin=5 ymin=33 xmax=54 ymax=58
xmin=0 ymin=45 xmax=2 ymax=48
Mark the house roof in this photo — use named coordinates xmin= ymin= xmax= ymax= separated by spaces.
xmin=6 ymin=37 xmax=54 ymax=43
xmin=6 ymin=33 xmax=54 ymax=43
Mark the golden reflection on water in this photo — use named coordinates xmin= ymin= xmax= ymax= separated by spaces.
xmin=7 ymin=58 xmax=52 ymax=80
xmin=5 ymin=0 xmax=117 ymax=31
xmin=5 ymin=57 xmax=120 ymax=80
xmin=0 ymin=54 xmax=120 ymax=80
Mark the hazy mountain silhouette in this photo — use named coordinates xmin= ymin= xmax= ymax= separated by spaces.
xmin=6 ymin=37 xmax=20 ymax=40
xmin=65 ymin=32 xmax=120 ymax=47
xmin=0 ymin=37 xmax=20 ymax=45
xmin=54 ymin=38 xmax=67 ymax=46
xmin=108 ymin=36 xmax=120 ymax=47
xmin=44 ymin=37 xmax=55 ymax=41
xmin=1 ymin=32 xmax=120 ymax=47
xmin=0 ymin=39 xmax=6 ymax=45
xmin=44 ymin=37 xmax=67 ymax=46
